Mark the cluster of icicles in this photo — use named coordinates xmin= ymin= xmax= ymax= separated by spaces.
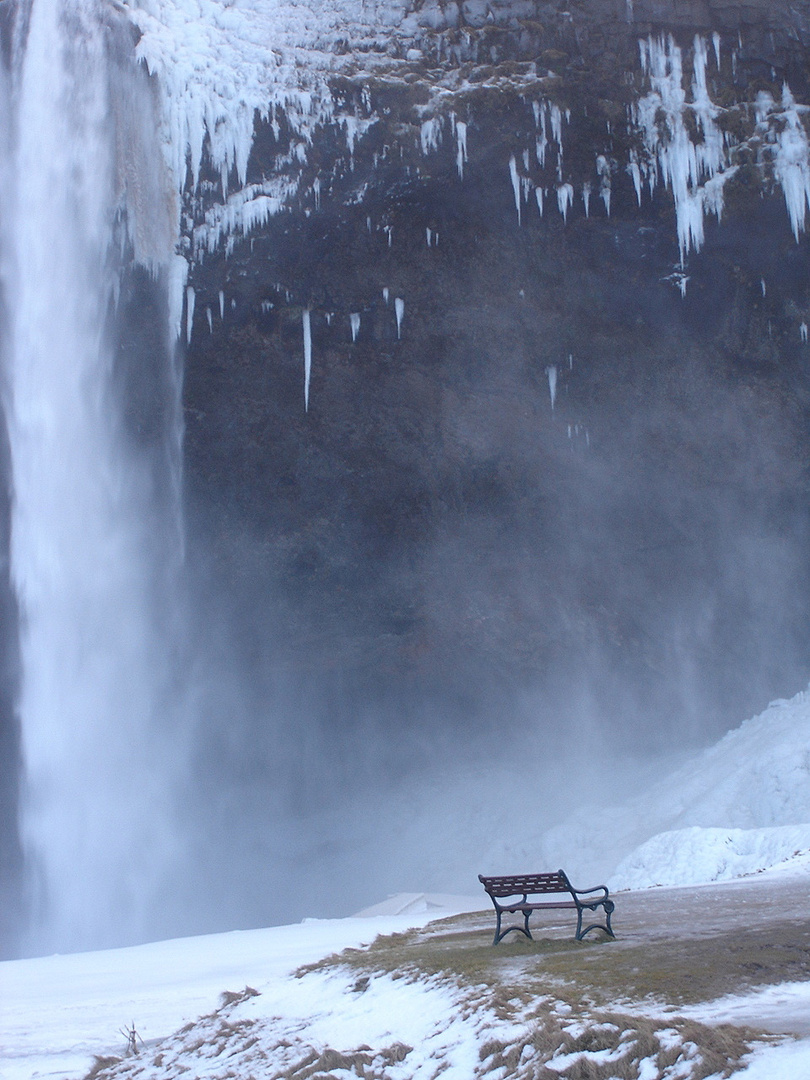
xmin=504 ymin=34 xmax=810 ymax=267
xmin=179 ymin=31 xmax=810 ymax=410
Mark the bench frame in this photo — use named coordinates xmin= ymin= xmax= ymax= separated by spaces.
xmin=478 ymin=870 xmax=615 ymax=944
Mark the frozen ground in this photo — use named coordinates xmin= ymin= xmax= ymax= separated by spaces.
xmin=4 ymin=693 xmax=810 ymax=1079
xmin=3 ymin=873 xmax=810 ymax=1080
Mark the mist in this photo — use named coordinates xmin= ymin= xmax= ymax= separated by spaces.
xmin=2 ymin=0 xmax=810 ymax=957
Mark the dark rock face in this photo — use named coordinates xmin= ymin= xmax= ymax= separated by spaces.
xmin=166 ymin=0 xmax=810 ymax=923
xmin=4 ymin=0 xmax=810 ymax=945
xmin=183 ymin=0 xmax=810 ymax=752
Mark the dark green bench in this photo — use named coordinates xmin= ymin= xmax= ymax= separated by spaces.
xmin=478 ymin=869 xmax=615 ymax=944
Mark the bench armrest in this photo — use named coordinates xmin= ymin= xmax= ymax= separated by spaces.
xmin=570 ymin=883 xmax=609 ymax=900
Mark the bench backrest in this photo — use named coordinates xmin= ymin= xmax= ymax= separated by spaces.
xmin=479 ymin=871 xmax=572 ymax=897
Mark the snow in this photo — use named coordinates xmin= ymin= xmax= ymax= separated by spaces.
xmin=613 ymin=824 xmax=810 ymax=890
xmin=542 ymin=686 xmax=810 ymax=892
xmin=12 ymin=677 xmax=810 ymax=1079
xmin=0 ymin=901 xmax=484 ymax=1080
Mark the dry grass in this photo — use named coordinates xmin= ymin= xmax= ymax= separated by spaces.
xmin=82 ymin=892 xmax=807 ymax=1080
xmin=299 ymin=908 xmax=810 ymax=1008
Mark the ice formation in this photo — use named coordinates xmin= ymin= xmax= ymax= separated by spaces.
xmin=185 ymin=285 xmax=195 ymax=344
xmin=801 ymin=322 xmax=808 ymax=344
xmin=455 ymin=120 xmax=468 ymax=180
xmin=546 ymin=365 xmax=557 ymax=410
xmin=596 ymin=155 xmax=611 ymax=216
xmin=395 ymin=297 xmax=405 ymax=339
xmin=509 ymin=155 xmax=521 ymax=225
xmin=350 ymin=312 xmax=361 ymax=342
xmin=303 ymin=308 xmax=312 ymax=411
xmin=635 ymin=35 xmax=735 ymax=263
xmin=556 ymin=183 xmax=573 ymax=223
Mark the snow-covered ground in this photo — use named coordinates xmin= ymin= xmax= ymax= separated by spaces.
xmin=0 ymin=899 xmax=483 ymax=1080
xmin=5 ymin=691 xmax=810 ymax=1080
xmin=2 ymin=885 xmax=810 ymax=1080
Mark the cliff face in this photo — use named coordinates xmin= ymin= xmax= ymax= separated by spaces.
xmin=4 ymin=0 xmax=810 ymax=950
xmin=180 ymin=0 xmax=810 ymax=762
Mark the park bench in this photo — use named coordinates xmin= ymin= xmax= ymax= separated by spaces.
xmin=478 ymin=870 xmax=615 ymax=945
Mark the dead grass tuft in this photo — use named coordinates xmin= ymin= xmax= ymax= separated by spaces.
xmin=219 ymin=985 xmax=260 ymax=1009
xmin=82 ymin=1055 xmax=121 ymax=1080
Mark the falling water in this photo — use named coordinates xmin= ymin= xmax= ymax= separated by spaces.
xmin=0 ymin=0 xmax=184 ymax=953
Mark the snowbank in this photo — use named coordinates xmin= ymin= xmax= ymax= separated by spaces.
xmin=544 ymin=687 xmax=810 ymax=887
xmin=611 ymin=823 xmax=810 ymax=891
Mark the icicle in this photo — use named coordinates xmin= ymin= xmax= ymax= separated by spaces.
xmin=325 ymin=312 xmax=333 ymax=326
xmin=773 ymin=84 xmax=810 ymax=241
xmin=395 ymin=297 xmax=405 ymax=339
xmin=522 ymin=148 xmax=530 ymax=171
xmin=509 ymin=155 xmax=521 ymax=225
xmin=635 ymin=34 xmax=735 ymax=263
xmin=367 ymin=215 xmax=372 ymax=233
xmin=532 ymin=101 xmax=541 ymax=127
xmin=582 ymin=182 xmax=591 ymax=218
xmin=313 ymin=176 xmax=321 ymax=210
xmin=219 ymin=290 xmax=225 ymax=320
xmin=597 ymin=155 xmax=612 ymax=215
xmin=712 ymin=32 xmax=721 ymax=69
xmin=426 ymin=227 xmax=433 ymax=247
xmin=421 ymin=116 xmax=442 ymax=155
xmin=801 ymin=322 xmax=808 ymax=344
xmin=383 ymin=287 xmax=390 ymax=304
xmin=185 ymin=285 xmax=196 ymax=345
xmin=303 ymin=308 xmax=312 ymax=412
xmin=628 ymin=152 xmax=642 ymax=206
xmin=557 ymin=183 xmax=574 ymax=223
xmin=761 ymin=279 xmax=766 ymax=297
xmin=385 ymin=226 xmax=393 ymax=247
xmin=206 ymin=307 xmax=213 ymax=333
xmin=550 ymin=104 xmax=563 ymax=145
xmin=569 ymin=353 xmax=573 ymax=369
xmin=350 ymin=313 xmax=360 ymax=342
xmin=456 ymin=121 xmax=468 ymax=180
xmin=535 ymin=187 xmax=544 ymax=217
xmin=546 ymin=365 xmax=557 ymax=410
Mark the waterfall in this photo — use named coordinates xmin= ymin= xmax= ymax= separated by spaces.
xmin=0 ymin=0 xmax=184 ymax=953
